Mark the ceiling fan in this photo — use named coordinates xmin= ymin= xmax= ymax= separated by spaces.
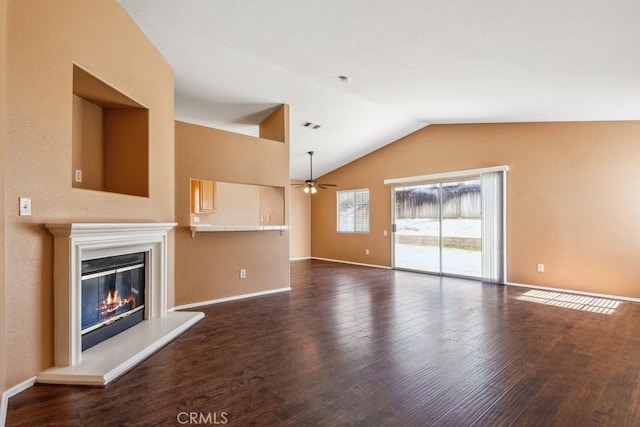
xmin=298 ymin=151 xmax=337 ymax=194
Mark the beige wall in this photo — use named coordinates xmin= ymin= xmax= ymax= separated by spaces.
xmin=259 ymin=104 xmax=289 ymax=144
xmin=209 ymin=182 xmax=261 ymax=225
xmin=4 ymin=0 xmax=174 ymax=388
xmin=103 ymin=108 xmax=150 ymax=196
xmin=289 ymin=181 xmax=311 ymax=259
xmin=312 ymin=121 xmax=640 ymax=298
xmin=1 ymin=0 xmax=8 ymax=397
xmin=175 ymin=120 xmax=290 ymax=306
xmin=71 ymin=95 xmax=103 ymax=190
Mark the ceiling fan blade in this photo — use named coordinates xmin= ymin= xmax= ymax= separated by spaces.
xmin=318 ymin=183 xmax=337 ymax=188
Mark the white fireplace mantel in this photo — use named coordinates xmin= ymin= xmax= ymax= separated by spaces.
xmin=38 ymin=222 xmax=204 ymax=386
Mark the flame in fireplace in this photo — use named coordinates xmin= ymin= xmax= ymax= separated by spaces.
xmin=99 ymin=290 xmax=136 ymax=317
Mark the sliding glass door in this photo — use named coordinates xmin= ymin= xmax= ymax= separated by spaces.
xmin=441 ymin=180 xmax=482 ymax=277
xmin=393 ymin=179 xmax=482 ymax=279
xmin=393 ymin=183 xmax=441 ymax=273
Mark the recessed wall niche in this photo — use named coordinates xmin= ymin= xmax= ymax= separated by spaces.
xmin=72 ymin=64 xmax=149 ymax=197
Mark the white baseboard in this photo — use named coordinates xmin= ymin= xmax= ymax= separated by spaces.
xmin=1 ymin=376 xmax=37 ymax=427
xmin=311 ymin=257 xmax=391 ymax=270
xmin=505 ymin=281 xmax=640 ymax=303
xmin=290 ymin=257 xmax=311 ymax=261
xmin=172 ymin=287 xmax=291 ymax=311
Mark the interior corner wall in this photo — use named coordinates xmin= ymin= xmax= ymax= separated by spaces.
xmin=311 ymin=121 xmax=640 ymax=299
xmin=259 ymin=104 xmax=290 ymax=144
xmin=174 ymin=121 xmax=290 ymax=306
xmin=71 ymin=95 xmax=103 ymax=190
xmin=289 ymin=181 xmax=311 ymax=259
xmin=4 ymin=0 xmax=174 ymax=388
xmin=1 ymin=0 xmax=8 ymax=399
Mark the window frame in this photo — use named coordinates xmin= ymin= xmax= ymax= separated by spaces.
xmin=336 ymin=188 xmax=370 ymax=234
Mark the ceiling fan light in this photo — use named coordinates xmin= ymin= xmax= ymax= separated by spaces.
xmin=310 ymin=186 xmax=317 ymax=194
xmin=303 ymin=186 xmax=310 ymax=194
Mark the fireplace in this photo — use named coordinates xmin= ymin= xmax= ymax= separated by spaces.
xmin=38 ymin=223 xmax=204 ymax=386
xmin=81 ymin=252 xmax=146 ymax=351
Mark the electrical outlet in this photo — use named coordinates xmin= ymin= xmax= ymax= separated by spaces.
xmin=240 ymin=269 xmax=246 ymax=279
xmin=365 ymin=249 xmax=370 ymax=255
xmin=537 ymin=263 xmax=545 ymax=273
xmin=19 ymin=197 xmax=31 ymax=216
xmin=383 ymin=230 xmax=388 ymax=236
xmin=74 ymin=169 xmax=83 ymax=183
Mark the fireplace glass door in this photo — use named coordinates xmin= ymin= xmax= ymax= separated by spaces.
xmin=81 ymin=252 xmax=146 ymax=350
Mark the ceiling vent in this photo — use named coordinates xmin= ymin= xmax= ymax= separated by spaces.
xmin=302 ymin=121 xmax=321 ymax=130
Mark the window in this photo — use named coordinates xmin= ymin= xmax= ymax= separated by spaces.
xmin=337 ymin=189 xmax=370 ymax=233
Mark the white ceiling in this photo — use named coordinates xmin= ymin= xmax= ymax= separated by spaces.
xmin=118 ymin=0 xmax=640 ymax=180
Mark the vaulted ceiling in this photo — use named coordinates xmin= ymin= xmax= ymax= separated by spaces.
xmin=118 ymin=0 xmax=640 ymax=179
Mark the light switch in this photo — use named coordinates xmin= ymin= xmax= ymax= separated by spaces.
xmin=19 ymin=197 xmax=31 ymax=216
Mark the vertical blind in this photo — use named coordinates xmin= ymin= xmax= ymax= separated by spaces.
xmin=481 ymin=170 xmax=506 ymax=283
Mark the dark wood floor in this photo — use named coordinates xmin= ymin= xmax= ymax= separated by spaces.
xmin=7 ymin=259 xmax=640 ymax=426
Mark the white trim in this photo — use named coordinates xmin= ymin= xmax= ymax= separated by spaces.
xmin=39 ymin=222 xmax=206 ymax=386
xmin=390 ymin=187 xmax=397 ymax=268
xmin=190 ymin=224 xmax=288 ymax=233
xmin=172 ymin=287 xmax=292 ymax=311
xmin=506 ymin=282 xmax=640 ymax=303
xmin=312 ymin=257 xmax=391 ymax=270
xmin=290 ymin=257 xmax=312 ymax=261
xmin=336 ymin=188 xmax=370 ymax=234
xmin=384 ymin=165 xmax=509 ymax=185
xmin=336 ymin=187 xmax=369 ymax=193
xmin=502 ymin=170 xmax=508 ymax=282
xmin=1 ymin=376 xmax=37 ymax=427
xmin=37 ymin=311 xmax=203 ymax=386
xmin=45 ymin=222 xmax=177 ymax=367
